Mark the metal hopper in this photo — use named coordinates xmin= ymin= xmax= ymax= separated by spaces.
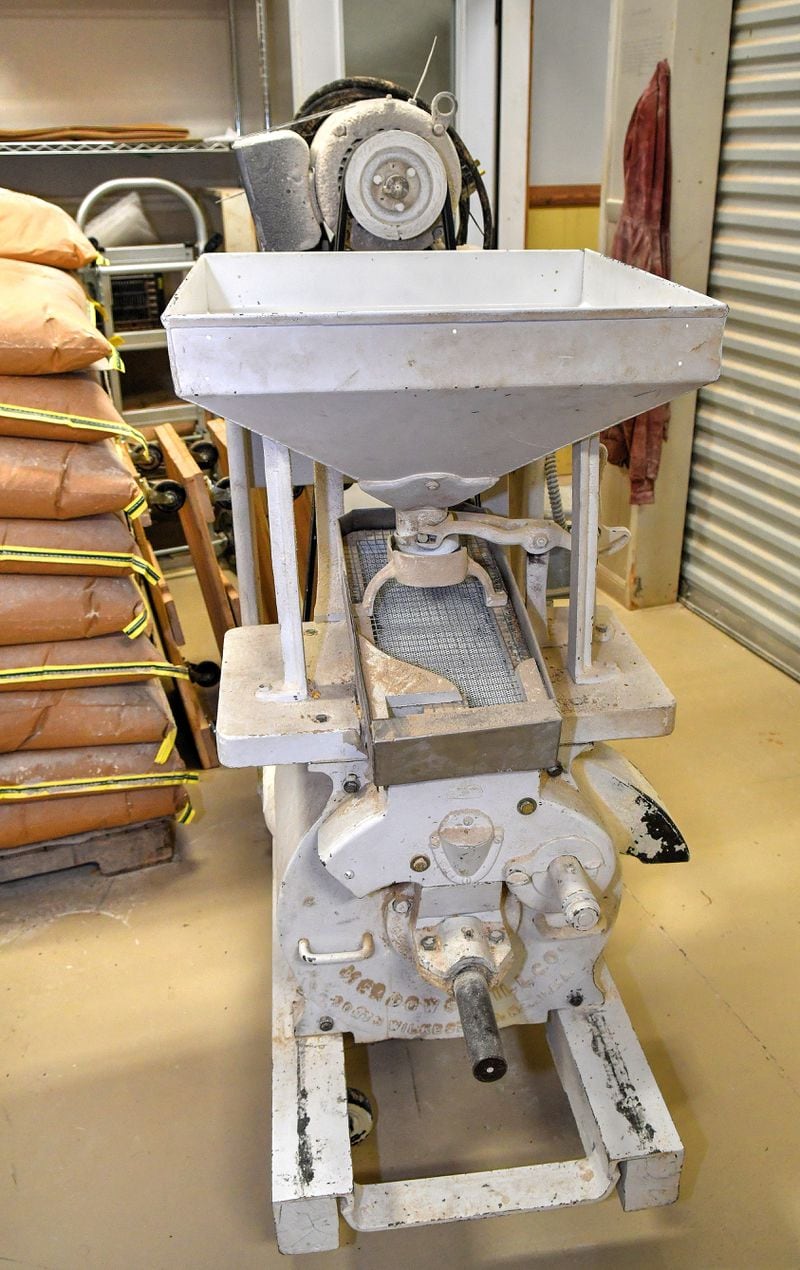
xmin=163 ymin=247 xmax=726 ymax=500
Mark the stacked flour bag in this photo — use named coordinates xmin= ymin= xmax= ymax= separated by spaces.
xmin=0 ymin=188 xmax=196 ymax=851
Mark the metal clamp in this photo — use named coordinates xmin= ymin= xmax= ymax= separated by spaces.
xmin=297 ymin=933 xmax=374 ymax=965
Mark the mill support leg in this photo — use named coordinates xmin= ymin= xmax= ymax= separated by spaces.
xmin=272 ymin=932 xmax=352 ymax=1254
xmin=547 ymin=968 xmax=684 ymax=1211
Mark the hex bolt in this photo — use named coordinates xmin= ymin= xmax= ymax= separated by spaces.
xmin=394 ymin=201 xmax=405 ymax=212
xmin=534 ymin=534 xmax=548 ymax=549
xmin=517 ymin=797 xmax=538 ymax=815
xmin=488 ymin=929 xmax=505 ymax=944
xmin=420 ymin=935 xmax=438 ymax=951
xmin=425 ymin=479 xmax=440 ymax=491
xmin=392 ymin=898 xmax=411 ymax=915
xmin=319 ymin=1017 xmax=334 ymax=1032
xmin=373 ymin=171 xmax=384 ymax=185
xmin=343 ymin=775 xmax=361 ymax=794
xmin=333 ymin=123 xmax=347 ymax=137
xmin=406 ymin=166 xmax=416 ymax=178
xmin=547 ymin=763 xmax=563 ymax=778
xmin=411 ymin=854 xmax=431 ymax=873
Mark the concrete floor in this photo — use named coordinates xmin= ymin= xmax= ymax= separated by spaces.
xmin=1 ymin=601 xmax=799 ymax=1269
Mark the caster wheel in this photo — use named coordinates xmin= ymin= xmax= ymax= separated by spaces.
xmin=212 ymin=476 xmax=232 ymax=509
xmin=190 ymin=439 xmax=219 ymax=471
xmin=346 ymin=1087 xmax=374 ymax=1146
xmin=186 ymin=659 xmax=221 ymax=688
xmin=150 ymin=478 xmax=186 ymax=513
xmin=130 ymin=441 xmax=163 ymax=474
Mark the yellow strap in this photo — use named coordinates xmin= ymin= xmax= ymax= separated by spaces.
xmin=0 ymin=770 xmax=200 ymax=802
xmin=0 ymin=660 xmax=190 ymax=687
xmin=0 ymin=544 xmax=161 ymax=585
xmin=106 ymin=344 xmax=125 ymax=373
xmin=154 ymin=725 xmax=178 ymax=765
xmin=94 ymin=253 xmax=111 ymax=267
xmin=87 ymin=297 xmax=110 ymax=321
xmin=124 ymin=489 xmax=147 ymax=521
xmin=176 ymin=799 xmax=196 ymax=825
xmin=122 ymin=606 xmax=148 ymax=639
xmin=0 ymin=401 xmax=147 ymax=450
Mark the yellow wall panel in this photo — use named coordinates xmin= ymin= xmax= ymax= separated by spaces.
xmin=525 ymin=205 xmax=600 ymax=250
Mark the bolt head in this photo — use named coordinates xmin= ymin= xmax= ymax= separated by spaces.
xmin=343 ymin=869 xmax=354 ymax=881
xmin=392 ymin=898 xmax=411 ymax=915
xmin=343 ymin=775 xmax=361 ymax=794
xmin=420 ymin=935 xmax=437 ymax=951
xmin=489 ymin=929 xmax=505 ymax=944
xmin=517 ymin=797 xmax=538 ymax=816
xmin=373 ymin=171 xmax=384 ymax=185
xmin=406 ymin=166 xmax=416 ymax=178
xmin=546 ymin=763 xmax=563 ymax=778
xmin=425 ymin=479 xmax=440 ymax=491
xmin=411 ymin=854 xmax=431 ymax=873
xmin=461 ymin=927 xmax=475 ymax=939
xmin=534 ymin=534 xmax=548 ymax=549
xmin=333 ymin=123 xmax=347 ymax=137
xmin=319 ymin=1017 xmax=334 ymax=1032
xmin=505 ymin=868 xmax=531 ymax=887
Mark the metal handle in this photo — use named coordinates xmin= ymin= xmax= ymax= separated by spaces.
xmin=452 ymin=966 xmax=507 ymax=1082
xmin=76 ymin=178 xmax=207 ymax=254
xmin=297 ymin=932 xmax=374 ymax=965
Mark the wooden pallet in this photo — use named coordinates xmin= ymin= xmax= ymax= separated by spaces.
xmin=0 ymin=817 xmax=176 ymax=884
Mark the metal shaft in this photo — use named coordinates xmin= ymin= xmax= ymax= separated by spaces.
xmin=452 ymin=967 xmax=507 ymax=1083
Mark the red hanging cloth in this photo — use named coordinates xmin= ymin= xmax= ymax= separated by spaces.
xmin=601 ymin=59 xmax=672 ymax=506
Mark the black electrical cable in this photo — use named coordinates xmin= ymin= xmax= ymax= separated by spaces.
xmin=291 ymin=76 xmax=495 ymax=250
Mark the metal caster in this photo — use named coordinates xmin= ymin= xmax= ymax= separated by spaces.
xmin=346 ymin=1087 xmax=374 ymax=1146
xmin=149 ymin=478 xmax=186 ymax=514
xmin=130 ymin=441 xmax=163 ymax=474
xmin=190 ymin=439 xmax=219 ymax=471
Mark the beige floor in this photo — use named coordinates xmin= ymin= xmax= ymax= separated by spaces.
xmin=1 ymin=601 xmax=799 ymax=1269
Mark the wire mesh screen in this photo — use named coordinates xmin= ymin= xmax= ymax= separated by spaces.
xmin=344 ymin=530 xmax=530 ymax=708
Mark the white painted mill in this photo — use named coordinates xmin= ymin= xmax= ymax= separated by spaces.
xmin=163 ymin=89 xmax=727 ymax=1255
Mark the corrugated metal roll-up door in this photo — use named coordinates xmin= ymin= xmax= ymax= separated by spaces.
xmin=681 ymin=0 xmax=800 ymax=679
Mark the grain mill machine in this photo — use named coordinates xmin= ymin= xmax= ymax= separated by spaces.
xmin=163 ymin=80 xmax=726 ymax=1255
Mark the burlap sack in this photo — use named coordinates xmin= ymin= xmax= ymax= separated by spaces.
xmin=0 ymin=743 xmax=193 ymax=848
xmin=0 ymin=435 xmax=140 ymax=520
xmin=0 ymin=513 xmax=155 ymax=579
xmin=0 ymin=633 xmax=186 ymax=691
xmin=0 ymin=575 xmax=147 ymax=645
xmin=0 ymin=787 xmax=190 ymax=851
xmin=0 ymin=373 xmax=143 ymax=445
xmin=0 ymin=681 xmax=175 ymax=753
xmin=0 ymin=258 xmax=113 ymax=375
xmin=0 ymin=188 xmax=98 ymax=270
xmin=0 ymin=741 xmax=186 ymax=795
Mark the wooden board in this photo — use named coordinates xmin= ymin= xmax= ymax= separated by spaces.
xmin=156 ymin=423 xmax=237 ymax=653
xmin=205 ymin=418 xmax=229 ymax=476
xmin=0 ymin=817 xmax=175 ymax=883
xmin=131 ymin=516 xmax=218 ymax=769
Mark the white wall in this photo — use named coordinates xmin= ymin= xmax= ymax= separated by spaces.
xmin=529 ymin=0 xmax=612 ymax=185
xmin=1 ymin=0 xmax=235 ymax=138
